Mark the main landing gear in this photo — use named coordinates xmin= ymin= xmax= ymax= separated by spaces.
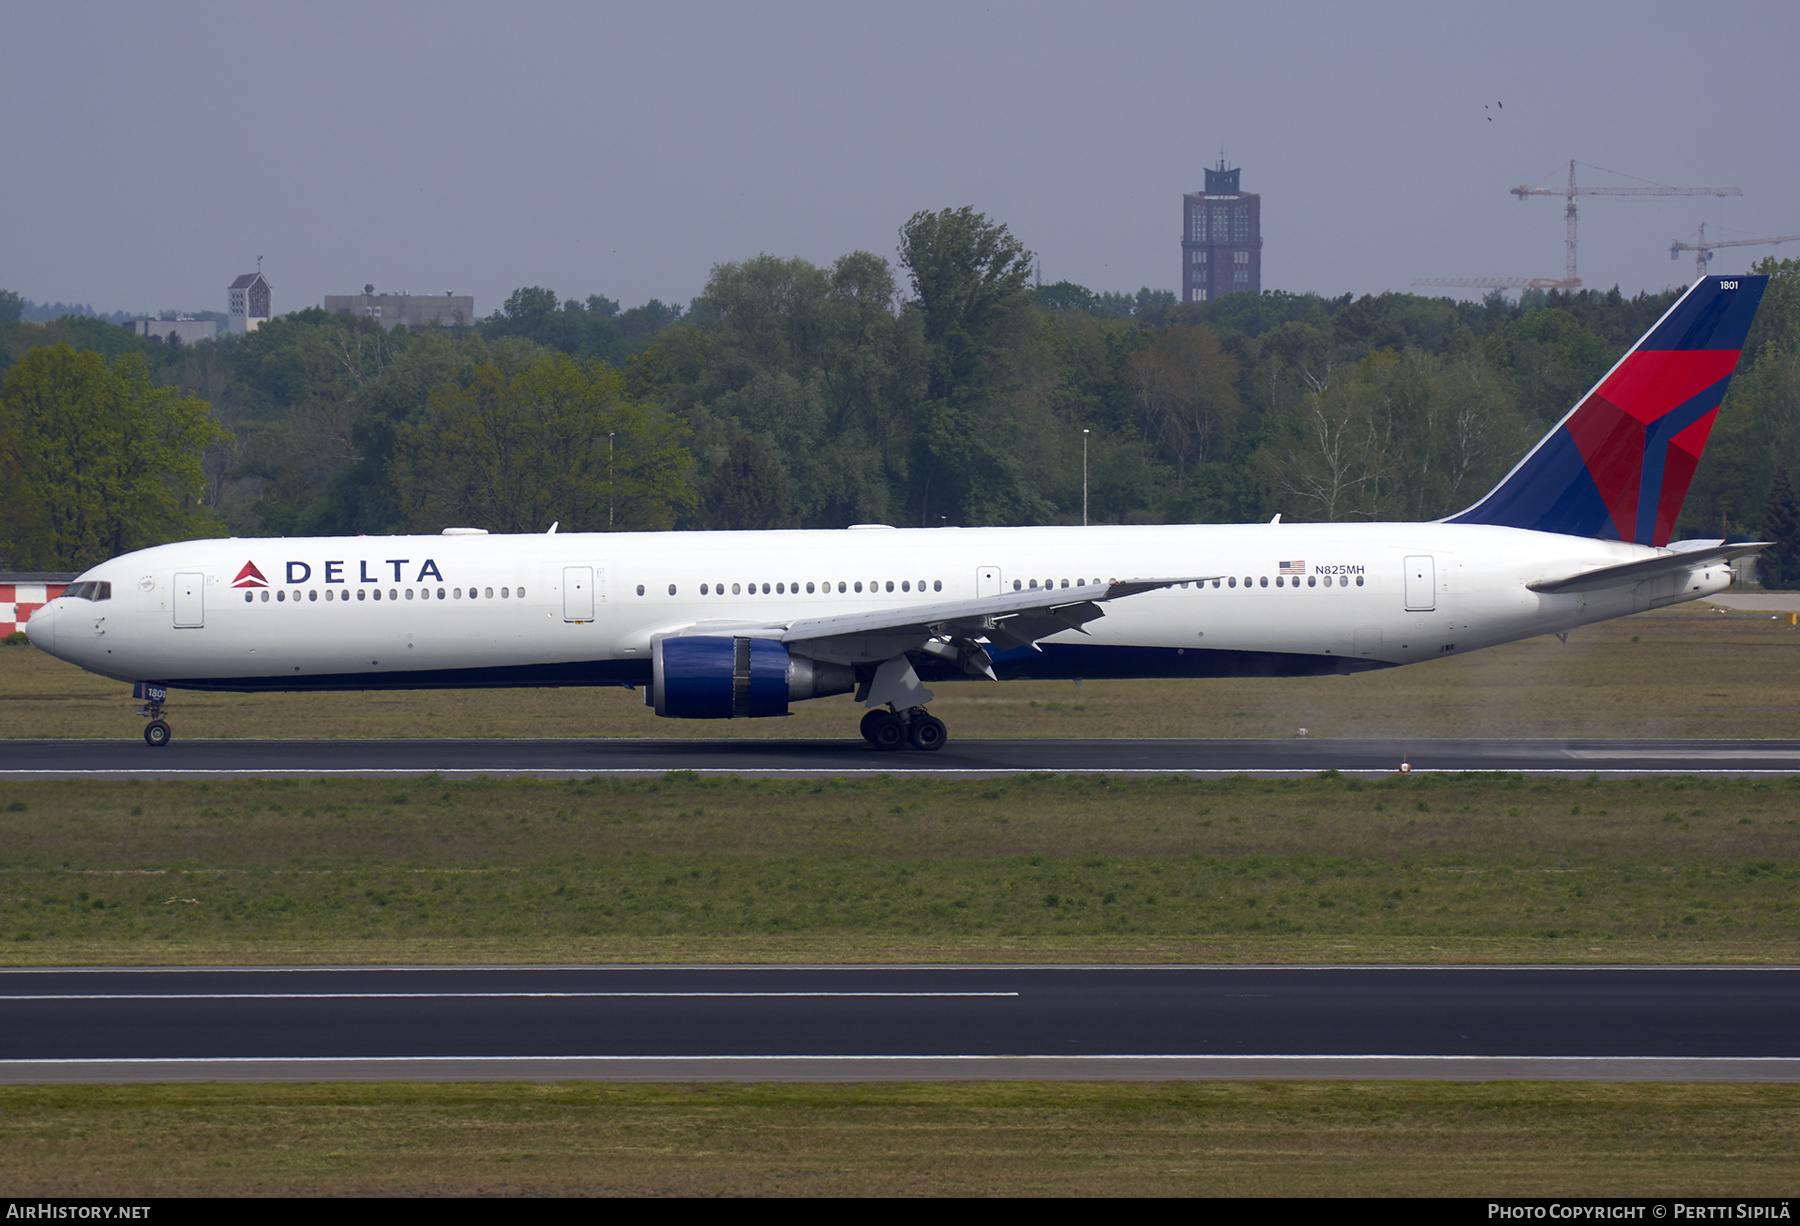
xmin=860 ymin=706 xmax=947 ymax=752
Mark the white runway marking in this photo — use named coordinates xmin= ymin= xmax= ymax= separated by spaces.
xmin=1 ymin=991 xmax=1019 ymax=1001
xmin=1 ymin=1054 xmax=1794 ymax=1066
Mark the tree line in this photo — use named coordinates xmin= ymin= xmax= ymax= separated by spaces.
xmin=4 ymin=217 xmax=1798 ymax=582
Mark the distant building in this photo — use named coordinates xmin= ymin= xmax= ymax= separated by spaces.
xmin=1181 ymin=160 xmax=1262 ymax=303
xmin=124 ymin=317 xmax=217 ymax=345
xmin=227 ymin=272 xmax=271 ymax=334
xmin=323 ymin=286 xmax=474 ymax=331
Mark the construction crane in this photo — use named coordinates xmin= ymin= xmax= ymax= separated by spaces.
xmin=1411 ymin=276 xmax=1573 ymax=294
xmin=1511 ymin=160 xmax=1741 ymax=289
xmin=1671 ymin=222 xmax=1800 ymax=280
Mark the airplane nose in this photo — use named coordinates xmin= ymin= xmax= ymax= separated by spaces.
xmin=25 ymin=601 xmax=55 ymax=655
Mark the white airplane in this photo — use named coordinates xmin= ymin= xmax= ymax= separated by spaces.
xmin=28 ymin=275 xmax=1770 ymax=751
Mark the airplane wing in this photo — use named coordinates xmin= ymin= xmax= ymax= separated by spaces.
xmin=659 ymin=576 xmax=1213 ymax=673
xmin=1526 ymin=542 xmax=1768 ymax=594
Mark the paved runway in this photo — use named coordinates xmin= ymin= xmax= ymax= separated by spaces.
xmin=3 ymin=964 xmax=1795 ymax=1083
xmin=10 ymin=735 xmax=1800 ymax=778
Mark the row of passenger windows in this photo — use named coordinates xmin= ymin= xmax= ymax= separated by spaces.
xmin=1014 ymin=578 xmax=1103 ymax=590
xmin=244 ymin=586 xmax=522 ymax=604
xmin=244 ymin=575 xmax=1363 ymax=605
xmin=619 ymin=574 xmax=1363 ymax=596
xmin=633 ymin=580 xmax=950 ymax=597
xmin=1194 ymin=575 xmax=1364 ymax=588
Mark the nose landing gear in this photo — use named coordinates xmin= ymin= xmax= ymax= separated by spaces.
xmin=859 ymin=706 xmax=947 ymax=752
xmin=135 ymin=682 xmax=172 ymax=748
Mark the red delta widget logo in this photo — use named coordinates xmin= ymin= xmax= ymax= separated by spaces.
xmin=232 ymin=558 xmax=447 ymax=587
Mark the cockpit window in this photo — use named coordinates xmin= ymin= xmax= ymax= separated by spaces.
xmin=61 ymin=581 xmax=111 ymax=602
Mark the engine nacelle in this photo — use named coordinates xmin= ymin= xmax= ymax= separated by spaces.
xmin=650 ymin=636 xmax=855 ymax=719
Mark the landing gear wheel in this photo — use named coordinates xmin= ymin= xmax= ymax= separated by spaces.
xmin=860 ymin=709 xmax=890 ymax=746
xmin=143 ymin=720 xmax=172 ymax=748
xmin=867 ymin=711 xmax=907 ymax=751
xmin=908 ymin=713 xmax=948 ymax=752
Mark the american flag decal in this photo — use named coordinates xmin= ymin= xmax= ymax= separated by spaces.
xmin=1278 ymin=559 xmax=1306 ymax=575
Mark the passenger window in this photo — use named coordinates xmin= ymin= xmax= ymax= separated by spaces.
xmin=405 ymin=589 xmax=414 ymax=601
xmin=668 ymin=584 xmax=677 ymax=596
xmin=837 ymin=582 xmax=846 ymax=593
xmin=1258 ymin=576 xmax=1267 ymax=588
xmin=934 ymin=580 xmax=942 ymax=592
xmin=1356 ymin=576 xmax=1365 ymax=587
xmin=484 ymin=587 xmax=493 ymax=599
xmin=636 ymin=584 xmax=645 ymax=596
xmin=438 ymin=588 xmax=446 ymax=600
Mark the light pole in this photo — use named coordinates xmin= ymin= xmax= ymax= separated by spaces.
xmin=1082 ymin=429 xmax=1090 ymax=526
xmin=608 ymin=432 xmax=615 ymax=527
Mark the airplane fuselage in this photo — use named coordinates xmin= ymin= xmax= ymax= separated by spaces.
xmin=28 ymin=521 xmax=1733 ymax=696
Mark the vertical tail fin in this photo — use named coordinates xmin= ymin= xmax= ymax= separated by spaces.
xmin=1448 ymin=275 xmax=1767 ymax=545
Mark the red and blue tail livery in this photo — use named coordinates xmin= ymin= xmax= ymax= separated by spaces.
xmin=1449 ymin=276 xmax=1767 ymax=545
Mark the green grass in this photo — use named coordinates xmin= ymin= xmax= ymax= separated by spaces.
xmin=2 ymin=772 xmax=1794 ymax=964
xmin=3 ymin=1081 xmax=1796 ymax=1196
xmin=6 ymin=603 xmax=1800 ymax=741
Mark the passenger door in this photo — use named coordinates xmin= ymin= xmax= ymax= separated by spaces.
xmin=562 ymin=566 xmax=595 ymax=623
xmin=1403 ymin=556 xmax=1436 ymax=612
xmin=173 ymin=573 xmax=205 ymax=628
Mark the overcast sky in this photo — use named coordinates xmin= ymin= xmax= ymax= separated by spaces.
xmin=4 ymin=1 xmax=1796 ymax=319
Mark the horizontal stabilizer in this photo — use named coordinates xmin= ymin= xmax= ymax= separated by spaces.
xmin=1526 ymin=542 xmax=1767 ymax=594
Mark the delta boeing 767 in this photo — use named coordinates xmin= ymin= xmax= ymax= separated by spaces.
xmin=27 ymin=276 xmax=1769 ymax=750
